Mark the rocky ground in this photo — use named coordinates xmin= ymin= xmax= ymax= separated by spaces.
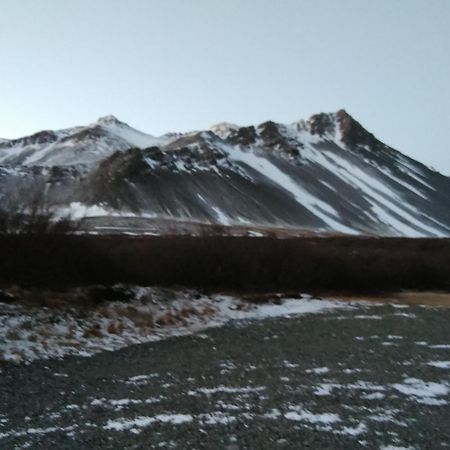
xmin=1 ymin=299 xmax=450 ymax=449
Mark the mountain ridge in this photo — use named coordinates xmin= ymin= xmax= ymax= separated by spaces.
xmin=0 ymin=110 xmax=449 ymax=237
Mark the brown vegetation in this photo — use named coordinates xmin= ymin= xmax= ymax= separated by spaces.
xmin=0 ymin=234 xmax=449 ymax=295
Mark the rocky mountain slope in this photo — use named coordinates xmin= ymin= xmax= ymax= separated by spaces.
xmin=0 ymin=110 xmax=449 ymax=237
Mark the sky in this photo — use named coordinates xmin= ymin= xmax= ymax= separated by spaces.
xmin=1 ymin=0 xmax=449 ymax=174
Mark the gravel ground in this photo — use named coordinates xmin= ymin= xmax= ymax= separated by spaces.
xmin=1 ymin=302 xmax=450 ymax=449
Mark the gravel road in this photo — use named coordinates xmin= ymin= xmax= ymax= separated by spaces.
xmin=1 ymin=302 xmax=450 ymax=449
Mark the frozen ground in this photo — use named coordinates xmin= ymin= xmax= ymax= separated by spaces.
xmin=0 ymin=295 xmax=449 ymax=449
xmin=0 ymin=289 xmax=347 ymax=363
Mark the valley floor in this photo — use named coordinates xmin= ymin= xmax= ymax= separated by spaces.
xmin=1 ymin=298 xmax=450 ymax=449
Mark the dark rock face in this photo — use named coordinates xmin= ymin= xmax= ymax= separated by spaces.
xmin=230 ymin=126 xmax=257 ymax=145
xmin=59 ymin=126 xmax=106 ymax=143
xmin=306 ymin=113 xmax=336 ymax=136
xmin=0 ymin=130 xmax=59 ymax=150
xmin=336 ymin=109 xmax=385 ymax=150
xmin=0 ymin=110 xmax=449 ymax=237
xmin=257 ymin=122 xmax=303 ymax=159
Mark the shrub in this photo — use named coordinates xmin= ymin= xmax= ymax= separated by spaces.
xmin=0 ymin=234 xmax=449 ymax=294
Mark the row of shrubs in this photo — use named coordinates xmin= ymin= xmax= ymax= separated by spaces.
xmin=0 ymin=234 xmax=449 ymax=294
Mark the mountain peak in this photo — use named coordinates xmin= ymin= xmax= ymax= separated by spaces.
xmin=334 ymin=109 xmax=384 ymax=150
xmin=305 ymin=112 xmax=337 ymax=136
xmin=209 ymin=122 xmax=239 ymax=139
xmin=95 ymin=115 xmax=124 ymax=126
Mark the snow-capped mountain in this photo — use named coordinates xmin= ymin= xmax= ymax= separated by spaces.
xmin=1 ymin=110 xmax=449 ymax=237
xmin=0 ymin=115 xmax=170 ymax=167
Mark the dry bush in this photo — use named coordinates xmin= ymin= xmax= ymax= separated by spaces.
xmin=0 ymin=234 xmax=449 ymax=295
xmin=155 ymin=312 xmax=178 ymax=327
xmin=118 ymin=306 xmax=154 ymax=328
xmin=83 ymin=324 xmax=103 ymax=338
xmin=107 ymin=321 xmax=124 ymax=335
xmin=0 ymin=202 xmax=79 ymax=236
xmin=43 ymin=298 xmax=70 ymax=309
xmin=179 ymin=307 xmax=198 ymax=318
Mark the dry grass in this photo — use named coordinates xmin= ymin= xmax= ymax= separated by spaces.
xmin=119 ymin=306 xmax=155 ymax=328
xmin=390 ymin=291 xmax=450 ymax=307
xmin=83 ymin=324 xmax=103 ymax=338
xmin=331 ymin=291 xmax=450 ymax=308
xmin=107 ymin=321 xmax=124 ymax=335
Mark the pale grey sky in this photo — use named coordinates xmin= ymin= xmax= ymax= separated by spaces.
xmin=1 ymin=0 xmax=449 ymax=174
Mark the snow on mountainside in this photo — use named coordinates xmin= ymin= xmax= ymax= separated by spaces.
xmin=0 ymin=116 xmax=170 ymax=167
xmin=0 ymin=110 xmax=449 ymax=237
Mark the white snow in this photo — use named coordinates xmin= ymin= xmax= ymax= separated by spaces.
xmin=380 ymin=446 xmax=416 ymax=450
xmin=313 ymin=381 xmax=386 ymax=397
xmin=338 ymin=423 xmax=367 ymax=436
xmin=314 ymin=384 xmax=336 ymax=396
xmin=363 ymin=392 xmax=385 ymax=400
xmin=214 ymin=296 xmax=349 ymax=322
xmin=211 ymin=206 xmax=231 ymax=225
xmin=198 ymin=412 xmax=237 ymax=425
xmin=0 ymin=289 xmax=350 ymax=364
xmin=97 ymin=118 xmax=165 ymax=149
xmin=397 ymin=156 xmax=436 ymax=190
xmin=247 ymin=231 xmax=264 ymax=237
xmin=194 ymin=386 xmax=265 ymax=396
xmin=0 ymin=425 xmax=77 ymax=440
xmin=284 ymin=408 xmax=340 ymax=424
xmin=0 ymin=116 xmax=172 ymax=167
xmin=223 ymin=143 xmax=358 ymax=235
xmin=343 ymin=368 xmax=363 ymax=374
xmin=392 ymin=378 xmax=449 ymax=405
xmin=283 ymin=361 xmax=300 ymax=368
xmin=393 ymin=312 xmax=417 ymax=319
xmin=292 ymin=140 xmax=443 ymax=236
xmin=320 ymin=150 xmax=444 ymax=237
xmin=264 ymin=409 xmax=282 ymax=419
xmin=306 ymin=367 xmax=330 ymax=374
xmin=376 ymin=166 xmax=428 ymax=199
xmin=427 ymin=361 xmax=450 ymax=369
xmin=354 ymin=315 xmax=383 ymax=320
xmin=104 ymin=414 xmax=193 ymax=431
xmin=90 ymin=397 xmax=160 ymax=410
xmin=57 ymin=202 xmax=115 ymax=219
xmin=126 ymin=374 xmax=159 ymax=385
xmin=209 ymin=122 xmax=239 ymax=139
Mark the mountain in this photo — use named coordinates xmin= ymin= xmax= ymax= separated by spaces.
xmin=0 ymin=115 xmax=169 ymax=167
xmin=0 ymin=110 xmax=449 ymax=237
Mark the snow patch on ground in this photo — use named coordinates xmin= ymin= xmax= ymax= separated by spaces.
xmin=392 ymin=378 xmax=449 ymax=405
xmin=193 ymin=386 xmax=265 ymax=396
xmin=284 ymin=408 xmax=340 ymax=424
xmin=427 ymin=361 xmax=450 ymax=369
xmin=337 ymin=422 xmax=367 ymax=436
xmin=380 ymin=446 xmax=416 ymax=450
xmin=306 ymin=367 xmax=330 ymax=374
xmin=0 ymin=288 xmax=350 ymax=364
xmin=104 ymin=414 xmax=193 ymax=432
